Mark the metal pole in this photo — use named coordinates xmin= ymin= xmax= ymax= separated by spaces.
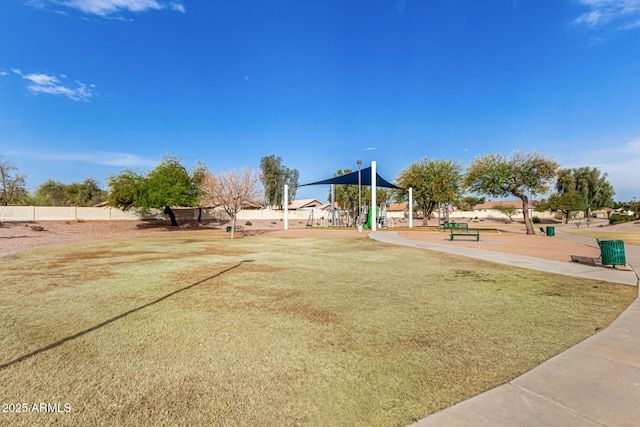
xmin=371 ymin=161 xmax=377 ymax=232
xmin=331 ymin=184 xmax=335 ymax=227
xmin=357 ymin=160 xmax=362 ymax=226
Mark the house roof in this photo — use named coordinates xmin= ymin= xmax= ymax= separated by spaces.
xmin=473 ymin=200 xmax=536 ymax=210
xmin=386 ymin=203 xmax=408 ymax=211
xmin=287 ymin=199 xmax=324 ymax=210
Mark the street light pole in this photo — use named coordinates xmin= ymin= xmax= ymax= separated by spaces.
xmin=357 ymin=160 xmax=362 ymax=226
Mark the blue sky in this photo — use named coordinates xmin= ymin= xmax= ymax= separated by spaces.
xmin=1 ymin=0 xmax=639 ymax=202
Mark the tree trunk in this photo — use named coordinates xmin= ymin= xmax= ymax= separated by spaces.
xmin=164 ymin=206 xmax=178 ymax=226
xmin=564 ymin=211 xmax=570 ymax=224
xmin=230 ymin=214 xmax=236 ymax=239
xmin=421 ymin=205 xmax=429 ymax=227
xmin=520 ymin=196 xmax=535 ymax=234
xmin=197 ymin=207 xmax=202 ymax=223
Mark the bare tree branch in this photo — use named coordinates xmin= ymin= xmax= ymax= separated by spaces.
xmin=200 ymin=167 xmax=263 ymax=239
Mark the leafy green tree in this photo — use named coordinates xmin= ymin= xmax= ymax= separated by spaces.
xmin=0 ymin=154 xmax=27 ymax=206
xmin=34 ymin=179 xmax=68 ymax=206
xmin=108 ymin=155 xmax=199 ymax=226
xmin=616 ymin=199 xmax=640 ymax=215
xmin=66 ymin=179 xmax=106 ymax=206
xmin=454 ymin=195 xmax=486 ymax=211
xmin=328 ymin=169 xmax=360 ymax=220
xmin=465 ymin=151 xmax=558 ymax=235
xmin=557 ymin=167 xmax=614 ymax=217
xmin=259 ymin=155 xmax=299 ymax=208
xmin=107 ymin=170 xmax=143 ymax=211
xmin=395 ymin=158 xmax=463 ymax=227
xmin=548 ymin=191 xmax=585 ymax=223
xmin=33 ymin=178 xmax=106 ymax=206
xmin=492 ymin=203 xmax=519 ymax=222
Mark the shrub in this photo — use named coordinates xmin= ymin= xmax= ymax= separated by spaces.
xmin=609 ymin=214 xmax=635 ymax=225
xmin=532 ymin=216 xmax=541 ymax=224
xmin=245 ymin=221 xmax=252 ymax=226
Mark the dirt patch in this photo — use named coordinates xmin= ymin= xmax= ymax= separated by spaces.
xmin=0 ymin=219 xmax=610 ymax=266
xmin=397 ymin=228 xmax=602 ymax=263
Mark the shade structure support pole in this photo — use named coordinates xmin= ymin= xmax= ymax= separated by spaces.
xmin=371 ymin=161 xmax=377 ymax=232
xmin=331 ymin=184 xmax=335 ymax=227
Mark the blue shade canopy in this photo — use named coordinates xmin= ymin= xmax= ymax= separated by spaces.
xmin=301 ymin=167 xmax=402 ymax=189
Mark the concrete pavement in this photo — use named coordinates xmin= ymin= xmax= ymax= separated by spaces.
xmin=369 ymin=230 xmax=640 ymax=427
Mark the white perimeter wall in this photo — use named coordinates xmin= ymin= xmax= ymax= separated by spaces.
xmin=1 ymin=206 xmax=558 ymax=223
xmin=0 ymin=206 xmax=316 ymax=222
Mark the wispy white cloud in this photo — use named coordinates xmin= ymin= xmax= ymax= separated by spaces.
xmin=0 ymin=71 xmax=9 ymax=77
xmin=362 ymin=147 xmax=376 ymax=151
xmin=40 ymin=151 xmax=158 ymax=168
xmin=22 ymin=72 xmax=95 ymax=102
xmin=32 ymin=0 xmax=186 ymax=16
xmin=574 ymin=0 xmax=640 ymax=29
xmin=556 ymin=138 xmax=640 ymax=201
xmin=11 ymin=68 xmax=23 ymax=75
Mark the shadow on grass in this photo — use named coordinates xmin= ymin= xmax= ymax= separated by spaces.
xmin=0 ymin=260 xmax=253 ymax=371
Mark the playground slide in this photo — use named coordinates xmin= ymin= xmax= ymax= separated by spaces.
xmin=364 ymin=207 xmax=377 ymax=229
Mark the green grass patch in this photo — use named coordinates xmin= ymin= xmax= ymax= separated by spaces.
xmin=0 ymin=236 xmax=635 ymax=426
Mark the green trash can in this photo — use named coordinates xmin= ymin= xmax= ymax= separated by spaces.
xmin=545 ymin=226 xmax=555 ymax=237
xmin=598 ymin=240 xmax=626 ymax=267
xmin=226 ymin=226 xmax=232 ymax=232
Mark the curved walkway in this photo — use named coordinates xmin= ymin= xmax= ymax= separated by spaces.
xmin=369 ymin=231 xmax=640 ymax=427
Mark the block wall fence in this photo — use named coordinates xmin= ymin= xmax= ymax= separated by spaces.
xmin=0 ymin=206 xmax=556 ymax=223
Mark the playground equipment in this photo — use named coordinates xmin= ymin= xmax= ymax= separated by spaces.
xmin=363 ymin=204 xmax=393 ymax=229
xmin=306 ymin=209 xmax=351 ymax=228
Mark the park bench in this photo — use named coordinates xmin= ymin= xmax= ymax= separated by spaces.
xmin=443 ymin=222 xmax=469 ymax=231
xmin=449 ymin=229 xmax=480 ymax=241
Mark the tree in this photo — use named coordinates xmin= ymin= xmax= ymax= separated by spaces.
xmin=107 ymin=170 xmax=143 ymax=212
xmin=108 ymin=155 xmax=199 ymax=226
xmin=0 ymin=154 xmax=27 ymax=206
xmin=395 ymin=158 xmax=463 ymax=227
xmin=34 ymin=178 xmax=106 ymax=206
xmin=465 ymin=151 xmax=558 ymax=235
xmin=616 ymin=198 xmax=640 ymax=216
xmin=327 ymin=169 xmax=360 ymax=220
xmin=199 ymin=167 xmax=263 ymax=239
xmin=259 ymin=155 xmax=299 ymax=208
xmin=34 ymin=180 xmax=68 ymax=206
xmin=547 ymin=191 xmax=585 ymax=224
xmin=492 ymin=204 xmax=519 ymax=222
xmin=65 ymin=179 xmax=106 ymax=206
xmin=454 ymin=195 xmax=485 ymax=211
xmin=557 ymin=167 xmax=614 ymax=217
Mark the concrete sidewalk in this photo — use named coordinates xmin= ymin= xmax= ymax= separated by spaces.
xmin=369 ymin=231 xmax=640 ymax=427
xmin=370 ymin=231 xmax=638 ymax=286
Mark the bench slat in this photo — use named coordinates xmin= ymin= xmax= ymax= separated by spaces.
xmin=449 ymin=229 xmax=479 ymax=241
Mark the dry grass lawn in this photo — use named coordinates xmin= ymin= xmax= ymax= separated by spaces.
xmin=562 ymin=229 xmax=640 ymax=247
xmin=0 ymin=236 xmax=635 ymax=426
